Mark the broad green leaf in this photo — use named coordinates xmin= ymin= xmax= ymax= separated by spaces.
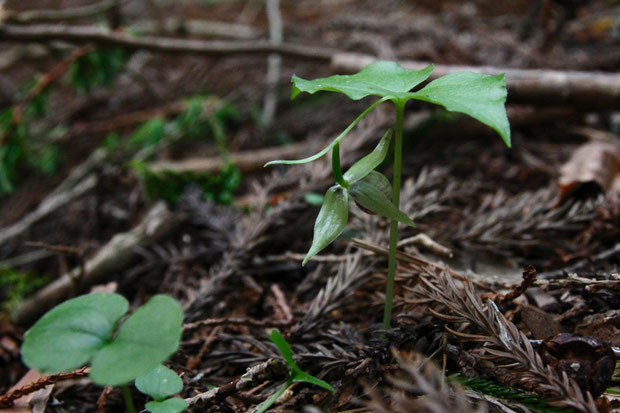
xmin=412 ymin=72 xmax=511 ymax=147
xmin=343 ymin=129 xmax=392 ymax=184
xmin=90 ymin=295 xmax=184 ymax=386
xmin=22 ymin=293 xmax=128 ymax=374
xmin=265 ymin=98 xmax=387 ymax=166
xmin=292 ymin=61 xmax=434 ymax=101
xmin=349 ymin=175 xmax=414 ymax=226
xmin=292 ymin=371 xmax=335 ymax=393
xmin=136 ymin=364 xmax=183 ymax=401
xmin=269 ymin=330 xmax=301 ymax=374
xmin=145 ymin=398 xmax=188 ymax=413
xmin=303 ymin=185 xmax=348 ymax=265
xmin=360 ymin=171 xmax=392 ymax=199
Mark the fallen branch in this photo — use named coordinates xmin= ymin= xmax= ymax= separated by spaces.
xmin=185 ymin=358 xmax=288 ymax=408
xmin=148 ymin=140 xmax=319 ymax=174
xmin=6 ymin=0 xmax=120 ymax=23
xmin=184 ymin=316 xmax=292 ymax=331
xmin=12 ymin=202 xmax=185 ymax=325
xmin=130 ymin=18 xmax=260 ymax=40
xmin=0 ymin=174 xmax=98 ymax=246
xmin=0 ymin=24 xmax=334 ymax=61
xmin=332 ymin=53 xmax=620 ymax=110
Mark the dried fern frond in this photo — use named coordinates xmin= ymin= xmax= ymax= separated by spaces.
xmin=415 ymin=270 xmax=598 ymax=413
xmin=292 ymin=251 xmax=373 ymax=336
xmin=368 ymin=351 xmax=485 ymax=413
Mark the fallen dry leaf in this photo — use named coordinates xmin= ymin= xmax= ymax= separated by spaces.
xmin=558 ymin=140 xmax=620 ymax=203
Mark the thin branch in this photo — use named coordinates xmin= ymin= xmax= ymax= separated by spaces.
xmin=261 ymin=0 xmax=283 ymax=126
xmin=0 ymin=367 xmax=89 ymax=408
xmin=6 ymin=0 xmax=121 ymax=23
xmin=0 ymin=24 xmax=334 ymax=61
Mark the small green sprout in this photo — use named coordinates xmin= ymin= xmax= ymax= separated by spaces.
xmin=21 ymin=293 xmax=185 ymax=413
xmin=136 ymin=364 xmax=188 ymax=413
xmin=254 ymin=330 xmax=334 ymax=413
xmin=267 ymin=61 xmax=510 ymax=329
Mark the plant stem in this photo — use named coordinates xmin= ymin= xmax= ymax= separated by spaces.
xmin=254 ymin=380 xmax=291 ymax=413
xmin=382 ymin=101 xmax=404 ymax=330
xmin=121 ymin=385 xmax=136 ymax=413
xmin=331 ymin=143 xmax=348 ymax=188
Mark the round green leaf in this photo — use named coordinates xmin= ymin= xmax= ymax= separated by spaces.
xmin=90 ymin=295 xmax=184 ymax=386
xmin=136 ymin=364 xmax=183 ymax=401
xmin=412 ymin=71 xmax=511 ymax=147
xmin=145 ymin=398 xmax=187 ymax=413
xmin=22 ymin=293 xmax=129 ymax=374
xmin=303 ymin=185 xmax=348 ymax=265
xmin=292 ymin=61 xmax=434 ymax=101
xmin=349 ymin=174 xmax=414 ymax=226
xmin=343 ymin=129 xmax=392 ymax=184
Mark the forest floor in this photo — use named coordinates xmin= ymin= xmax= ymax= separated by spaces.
xmin=0 ymin=0 xmax=619 ymax=412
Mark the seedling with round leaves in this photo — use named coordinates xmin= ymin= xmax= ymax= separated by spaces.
xmin=21 ymin=293 xmax=184 ymax=413
xmin=267 ymin=61 xmax=510 ymax=329
xmin=254 ymin=330 xmax=334 ymax=413
xmin=135 ymin=364 xmax=188 ymax=413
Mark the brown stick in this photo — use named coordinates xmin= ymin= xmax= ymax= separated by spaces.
xmin=0 ymin=24 xmax=334 ymax=61
xmin=0 ymin=367 xmax=89 ymax=408
xmin=184 ymin=317 xmax=292 ymax=331
xmin=12 ymin=202 xmax=184 ymax=325
xmin=148 ymin=140 xmax=319 ymax=174
xmin=332 ymin=53 xmax=620 ymax=110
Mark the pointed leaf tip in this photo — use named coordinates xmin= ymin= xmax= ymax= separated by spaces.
xmin=303 ymin=185 xmax=348 ymax=265
xmin=343 ymin=129 xmax=392 ymax=184
xmin=412 ymin=71 xmax=511 ymax=147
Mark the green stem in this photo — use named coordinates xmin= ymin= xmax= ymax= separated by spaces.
xmin=383 ymin=101 xmax=405 ymax=330
xmin=254 ymin=380 xmax=292 ymax=413
xmin=331 ymin=143 xmax=348 ymax=188
xmin=265 ymin=96 xmax=389 ymax=166
xmin=121 ymin=385 xmax=136 ymax=413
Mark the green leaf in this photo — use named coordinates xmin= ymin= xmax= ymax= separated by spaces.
xmin=343 ymin=129 xmax=392 ymax=184
xmin=269 ymin=330 xmax=301 ymax=374
xmin=304 ymin=192 xmax=324 ymax=206
xmin=269 ymin=330 xmax=335 ymax=393
xmin=303 ymin=185 xmax=348 ymax=265
xmin=145 ymin=398 xmax=188 ymax=413
xmin=359 ymin=171 xmax=392 ymax=199
xmin=22 ymin=294 xmax=129 ymax=374
xmin=291 ymin=371 xmax=335 ymax=393
xmin=292 ymin=61 xmax=434 ymax=101
xmin=90 ymin=295 xmax=184 ymax=386
xmin=136 ymin=364 xmax=183 ymax=401
xmin=349 ymin=174 xmax=414 ymax=226
xmin=412 ymin=72 xmax=511 ymax=147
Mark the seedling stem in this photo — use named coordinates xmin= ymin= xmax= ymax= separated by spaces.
xmin=383 ymin=101 xmax=405 ymax=329
xmin=122 ymin=385 xmax=136 ymax=413
xmin=332 ymin=143 xmax=348 ymax=188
